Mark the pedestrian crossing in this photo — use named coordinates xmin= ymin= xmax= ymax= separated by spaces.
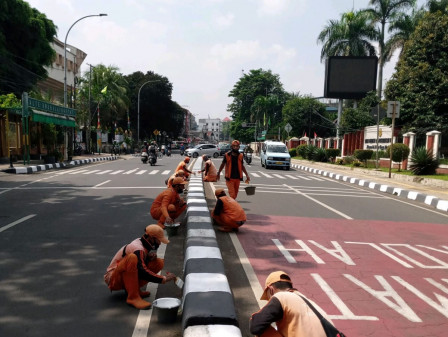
xmin=54 ymin=167 xmax=329 ymax=181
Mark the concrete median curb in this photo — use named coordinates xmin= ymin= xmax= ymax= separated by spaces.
xmin=292 ymin=164 xmax=448 ymax=212
xmin=182 ymin=158 xmax=241 ymax=337
xmin=2 ymin=156 xmax=119 ymax=174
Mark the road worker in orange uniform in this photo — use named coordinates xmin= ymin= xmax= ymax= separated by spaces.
xmin=198 ymin=155 xmax=218 ymax=182
xmin=212 ymin=188 xmax=247 ymax=232
xmin=104 ymin=225 xmax=177 ymax=310
xmin=175 ymin=156 xmax=193 ymax=179
xmin=166 ymin=170 xmax=186 ymax=187
xmin=150 ymin=177 xmax=187 ymax=228
xmin=217 ymin=140 xmax=250 ymax=199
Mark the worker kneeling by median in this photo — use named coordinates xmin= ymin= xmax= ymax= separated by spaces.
xmin=104 ymin=225 xmax=177 ymax=310
xmin=212 ymin=188 xmax=247 ymax=232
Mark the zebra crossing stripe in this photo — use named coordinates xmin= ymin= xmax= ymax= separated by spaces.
xmin=309 ymin=176 xmax=324 ymax=181
xmin=124 ymin=169 xmax=139 ymax=174
xmin=162 ymin=170 xmax=171 ymax=175
xmin=82 ymin=169 xmax=101 ymax=174
xmin=69 ymin=169 xmax=88 ymax=174
xmin=298 ymin=176 xmax=311 ymax=180
xmin=272 ymin=174 xmax=286 ymax=179
xmin=285 ymin=174 xmax=298 ymax=180
xmin=258 ymin=171 xmax=273 ymax=178
xmin=96 ymin=170 xmax=112 ymax=174
xmin=149 ymin=170 xmax=159 ymax=175
xmin=110 ymin=170 xmax=124 ymax=175
xmin=251 ymin=172 xmax=260 ymax=177
xmin=136 ymin=170 xmax=147 ymax=175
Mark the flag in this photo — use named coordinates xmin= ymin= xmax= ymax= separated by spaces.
xmin=314 ymin=131 xmax=317 ymax=138
xmin=101 ymin=86 xmax=107 ymax=94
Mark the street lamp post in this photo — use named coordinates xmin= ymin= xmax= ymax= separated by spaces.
xmin=64 ymin=14 xmax=107 ymax=107
xmin=138 ymin=80 xmax=161 ymax=143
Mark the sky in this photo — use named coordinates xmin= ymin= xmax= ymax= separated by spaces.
xmin=26 ymin=0 xmax=427 ymax=121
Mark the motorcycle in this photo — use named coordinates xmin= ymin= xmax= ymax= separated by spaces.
xmin=244 ymin=152 xmax=252 ymax=164
xmin=166 ymin=149 xmax=171 ymax=157
xmin=141 ymin=150 xmax=149 ymax=164
xmin=74 ymin=144 xmax=83 ymax=156
xmin=149 ymin=153 xmax=157 ymax=166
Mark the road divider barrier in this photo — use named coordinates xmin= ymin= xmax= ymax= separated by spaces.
xmin=182 ymin=158 xmax=241 ymax=337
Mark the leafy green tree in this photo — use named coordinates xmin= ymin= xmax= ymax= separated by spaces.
xmin=282 ymin=96 xmax=333 ymax=138
xmin=340 ymin=91 xmax=378 ymax=133
xmin=124 ymin=71 xmax=182 ymax=141
xmin=386 ymin=143 xmax=410 ymax=171
xmin=227 ymin=69 xmax=288 ymax=141
xmin=0 ymin=93 xmax=21 ymax=108
xmin=0 ymin=0 xmax=57 ymax=95
xmin=317 ymin=10 xmax=378 ymax=60
xmin=364 ymin=0 xmax=416 ymax=98
xmin=427 ymin=0 xmax=448 ymax=14
xmin=384 ymin=11 xmax=448 ymax=134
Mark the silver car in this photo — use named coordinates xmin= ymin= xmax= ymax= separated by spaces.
xmin=186 ymin=144 xmax=220 ymax=158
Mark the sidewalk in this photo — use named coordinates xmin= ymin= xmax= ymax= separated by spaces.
xmin=290 ymin=158 xmax=448 ymax=213
xmin=0 ymin=153 xmax=120 ymax=174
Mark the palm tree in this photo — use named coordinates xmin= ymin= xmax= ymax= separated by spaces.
xmin=363 ymin=0 xmax=416 ymax=99
xmin=384 ymin=5 xmax=425 ymax=62
xmin=317 ymin=10 xmax=378 ymax=61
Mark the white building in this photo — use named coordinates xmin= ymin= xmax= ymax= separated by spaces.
xmin=197 ymin=118 xmax=222 ymax=142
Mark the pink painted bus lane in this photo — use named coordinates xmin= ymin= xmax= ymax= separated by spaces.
xmin=238 ymin=214 xmax=448 ymax=337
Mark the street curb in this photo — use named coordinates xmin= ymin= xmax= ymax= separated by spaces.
xmin=292 ymin=164 xmax=448 ymax=212
xmin=2 ymin=156 xmax=119 ymax=174
xmin=182 ymin=158 xmax=241 ymax=337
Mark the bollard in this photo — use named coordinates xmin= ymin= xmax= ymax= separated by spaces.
xmin=9 ymin=152 xmax=14 ymax=168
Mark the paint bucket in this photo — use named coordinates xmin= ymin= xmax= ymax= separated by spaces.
xmin=244 ymin=186 xmax=256 ymax=195
xmin=153 ymin=297 xmax=181 ymax=323
xmin=165 ymin=223 xmax=180 ymax=237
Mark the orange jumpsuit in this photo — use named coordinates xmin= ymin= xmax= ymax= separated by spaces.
xmin=204 ymin=159 xmax=218 ymax=182
xmin=150 ymin=187 xmax=186 ymax=227
xmin=223 ymin=152 xmax=244 ymax=199
xmin=175 ymin=161 xmax=190 ymax=178
xmin=212 ymin=195 xmax=246 ymax=231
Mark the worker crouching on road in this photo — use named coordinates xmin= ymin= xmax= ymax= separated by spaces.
xmin=250 ymin=271 xmax=333 ymax=337
xmin=175 ymin=156 xmax=192 ymax=179
xmin=150 ymin=177 xmax=187 ymax=228
xmin=198 ymin=155 xmax=218 ymax=182
xmin=217 ymin=140 xmax=250 ymax=199
xmin=104 ymin=225 xmax=177 ymax=310
xmin=166 ymin=169 xmax=186 ymax=187
xmin=212 ymin=188 xmax=246 ymax=232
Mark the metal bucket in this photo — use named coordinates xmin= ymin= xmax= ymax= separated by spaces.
xmin=153 ymin=297 xmax=181 ymax=323
xmin=244 ymin=186 xmax=256 ymax=195
xmin=165 ymin=223 xmax=180 ymax=237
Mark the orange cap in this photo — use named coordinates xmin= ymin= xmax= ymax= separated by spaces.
xmin=184 ymin=156 xmax=190 ymax=162
xmin=231 ymin=140 xmax=240 ymax=146
xmin=260 ymin=271 xmax=292 ymax=300
xmin=145 ymin=225 xmax=169 ymax=244
xmin=172 ymin=177 xmax=187 ymax=185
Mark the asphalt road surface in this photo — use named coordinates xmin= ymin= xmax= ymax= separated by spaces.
xmin=1 ymin=154 xmax=447 ymax=337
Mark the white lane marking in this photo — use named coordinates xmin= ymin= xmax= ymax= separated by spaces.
xmin=124 ymin=169 xmax=139 ymax=175
xmin=161 ymin=170 xmax=171 ymax=175
xmin=309 ymin=176 xmax=324 ymax=181
xmin=284 ymin=184 xmax=353 ymax=220
xmin=82 ymin=170 xmax=101 ymax=175
xmin=258 ymin=171 xmax=273 ymax=178
xmin=298 ymin=176 xmax=311 ymax=180
xmin=94 ymin=180 xmax=111 ymax=188
xmin=69 ymin=169 xmax=88 ymax=174
xmin=0 ymin=214 xmax=36 ymax=233
xmin=96 ymin=170 xmax=112 ymax=175
xmin=149 ymin=170 xmax=159 ymax=175
xmin=136 ymin=170 xmax=147 ymax=175
xmin=285 ymin=174 xmax=298 ymax=180
xmin=272 ymin=174 xmax=286 ymax=179
xmin=110 ymin=170 xmax=124 ymax=175
xmin=251 ymin=172 xmax=260 ymax=177
xmin=131 ymin=242 xmax=167 ymax=337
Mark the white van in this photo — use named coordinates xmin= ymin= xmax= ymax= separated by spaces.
xmin=260 ymin=141 xmax=291 ymax=170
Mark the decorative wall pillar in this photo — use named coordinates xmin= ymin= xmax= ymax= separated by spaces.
xmin=426 ymin=130 xmax=441 ymax=159
xmin=402 ymin=132 xmax=415 ymax=170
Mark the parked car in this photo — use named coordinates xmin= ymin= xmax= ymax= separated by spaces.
xmin=218 ymin=143 xmax=230 ymax=155
xmin=186 ymin=144 xmax=220 ymax=158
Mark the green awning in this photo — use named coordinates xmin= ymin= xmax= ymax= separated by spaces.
xmin=31 ymin=109 xmax=76 ymax=127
